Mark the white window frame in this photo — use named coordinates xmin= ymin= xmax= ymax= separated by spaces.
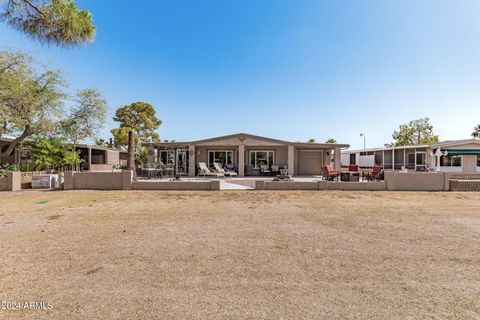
xmin=440 ymin=155 xmax=463 ymax=167
xmin=249 ymin=150 xmax=275 ymax=169
xmin=438 ymin=154 xmax=463 ymax=173
xmin=415 ymin=151 xmax=427 ymax=171
xmin=160 ymin=150 xmax=175 ymax=164
xmin=208 ymin=150 xmax=234 ymax=168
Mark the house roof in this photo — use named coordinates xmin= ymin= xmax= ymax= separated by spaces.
xmin=343 ymin=139 xmax=480 ymax=153
xmin=74 ymin=143 xmax=127 ymax=153
xmin=432 ymin=139 xmax=480 ymax=148
xmin=0 ymin=136 xmax=126 ymax=153
xmin=147 ymin=133 xmax=349 ymax=148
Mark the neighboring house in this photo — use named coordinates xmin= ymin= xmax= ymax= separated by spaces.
xmin=342 ymin=139 xmax=480 ymax=173
xmin=75 ymin=144 xmax=127 ymax=171
xmin=144 ymin=133 xmax=349 ymax=177
xmin=0 ymin=137 xmax=127 ymax=171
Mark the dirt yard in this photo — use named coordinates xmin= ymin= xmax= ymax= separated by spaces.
xmin=1 ymin=190 xmax=480 ymax=319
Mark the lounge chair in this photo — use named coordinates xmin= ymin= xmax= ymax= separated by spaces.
xmin=363 ymin=165 xmax=383 ymax=181
xmin=213 ymin=162 xmax=238 ymax=177
xmin=322 ymin=165 xmax=340 ymax=181
xmin=197 ymin=162 xmax=224 ymax=178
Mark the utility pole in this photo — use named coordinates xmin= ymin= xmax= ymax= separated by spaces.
xmin=360 ymin=133 xmax=366 ymax=149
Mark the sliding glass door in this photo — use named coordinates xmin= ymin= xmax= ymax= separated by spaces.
xmin=208 ymin=151 xmax=233 ymax=169
xmin=176 ymin=149 xmax=189 ymax=175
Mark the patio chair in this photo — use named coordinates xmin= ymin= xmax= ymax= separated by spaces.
xmin=213 ymin=162 xmax=238 ymax=177
xmin=271 ymin=165 xmax=280 ymax=175
xmin=363 ymin=164 xmax=383 ymax=181
xmin=322 ymin=165 xmax=340 ymax=181
xmin=260 ymin=165 xmax=271 ymax=176
xmin=348 ymin=164 xmax=359 ymax=172
xmin=197 ymin=162 xmax=224 ymax=178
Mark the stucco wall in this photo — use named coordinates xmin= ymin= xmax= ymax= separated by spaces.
xmin=0 ymin=172 xmax=21 ymax=191
xmin=327 ymin=181 xmax=386 ymax=191
xmin=256 ymin=180 xmax=386 ymax=191
xmin=385 ymin=171 xmax=445 ymax=191
xmin=64 ymin=171 xmax=132 ymax=190
xmin=106 ymin=150 xmax=120 ymax=165
xmin=0 ymin=177 xmax=6 ymax=191
xmin=90 ymin=164 xmax=115 ymax=171
xmin=462 ymin=155 xmax=477 ymax=173
xmin=132 ymin=180 xmax=219 ymax=190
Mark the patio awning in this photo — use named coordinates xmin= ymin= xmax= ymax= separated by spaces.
xmin=444 ymin=149 xmax=480 ymax=156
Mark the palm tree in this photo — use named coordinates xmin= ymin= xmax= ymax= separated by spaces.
xmin=472 ymin=125 xmax=480 ymax=139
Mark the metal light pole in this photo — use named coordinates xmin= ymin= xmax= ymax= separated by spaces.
xmin=360 ymin=133 xmax=366 ymax=150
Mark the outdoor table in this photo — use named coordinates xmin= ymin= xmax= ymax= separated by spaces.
xmin=340 ymin=171 xmax=360 ymax=182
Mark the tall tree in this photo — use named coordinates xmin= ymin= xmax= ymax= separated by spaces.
xmin=471 ymin=125 xmax=480 ymax=139
xmin=0 ymin=50 xmax=66 ymax=161
xmin=392 ymin=118 xmax=439 ymax=146
xmin=60 ymin=89 xmax=107 ymax=145
xmin=1 ymin=0 xmax=95 ymax=47
xmin=95 ymin=138 xmax=113 ymax=148
xmin=111 ymin=102 xmax=161 ymax=171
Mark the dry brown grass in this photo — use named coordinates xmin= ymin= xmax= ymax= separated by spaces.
xmin=1 ymin=190 xmax=480 ymax=319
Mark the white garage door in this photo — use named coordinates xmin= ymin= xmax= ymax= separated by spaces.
xmin=298 ymin=150 xmax=323 ymax=175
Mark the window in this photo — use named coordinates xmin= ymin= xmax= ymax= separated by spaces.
xmin=249 ymin=151 xmax=274 ymax=168
xmin=415 ymin=152 xmax=427 ymax=171
xmin=406 ymin=153 xmax=415 ymax=169
xmin=349 ymin=154 xmax=356 ymax=165
xmin=440 ymin=155 xmax=462 ymax=167
xmin=478 ymin=155 xmax=480 ymax=167
xmin=160 ymin=150 xmax=175 ymax=164
xmin=208 ymin=151 xmax=233 ymax=168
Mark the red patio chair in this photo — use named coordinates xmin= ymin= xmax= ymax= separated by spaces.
xmin=363 ymin=165 xmax=383 ymax=181
xmin=322 ymin=165 xmax=340 ymax=181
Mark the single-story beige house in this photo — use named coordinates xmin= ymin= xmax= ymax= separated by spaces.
xmin=144 ymin=133 xmax=349 ymax=177
xmin=342 ymin=139 xmax=480 ymax=173
xmin=0 ymin=137 xmax=127 ymax=171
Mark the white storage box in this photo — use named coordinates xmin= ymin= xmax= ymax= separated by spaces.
xmin=31 ymin=174 xmax=59 ymax=189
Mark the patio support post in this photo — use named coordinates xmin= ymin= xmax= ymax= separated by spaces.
xmin=147 ymin=145 xmax=154 ymax=165
xmin=392 ymin=150 xmax=395 ymax=170
xmin=334 ymin=147 xmax=341 ymax=171
xmin=88 ymin=147 xmax=92 ymax=171
xmin=188 ymin=145 xmax=195 ymax=177
xmin=288 ymin=145 xmax=295 ymax=175
xmin=238 ymin=144 xmax=245 ymax=177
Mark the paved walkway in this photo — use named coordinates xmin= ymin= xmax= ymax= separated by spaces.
xmin=219 ymin=181 xmax=254 ymax=190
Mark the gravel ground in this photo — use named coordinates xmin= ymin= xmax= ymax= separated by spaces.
xmin=1 ymin=190 xmax=480 ymax=319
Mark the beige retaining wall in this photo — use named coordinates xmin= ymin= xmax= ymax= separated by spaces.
xmin=0 ymin=172 xmax=21 ymax=191
xmin=64 ymin=171 xmax=132 ymax=190
xmin=255 ymin=180 xmax=386 ymax=191
xmin=225 ymin=179 xmax=257 ymax=189
xmin=132 ymin=180 xmax=220 ymax=190
xmin=327 ymin=181 xmax=386 ymax=191
xmin=449 ymin=179 xmax=480 ymax=191
xmin=384 ymin=172 xmax=480 ymax=191
xmin=385 ymin=172 xmax=446 ymax=191
xmin=444 ymin=173 xmax=480 ymax=191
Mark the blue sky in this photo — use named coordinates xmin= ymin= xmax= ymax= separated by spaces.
xmin=2 ymin=0 xmax=480 ymax=149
